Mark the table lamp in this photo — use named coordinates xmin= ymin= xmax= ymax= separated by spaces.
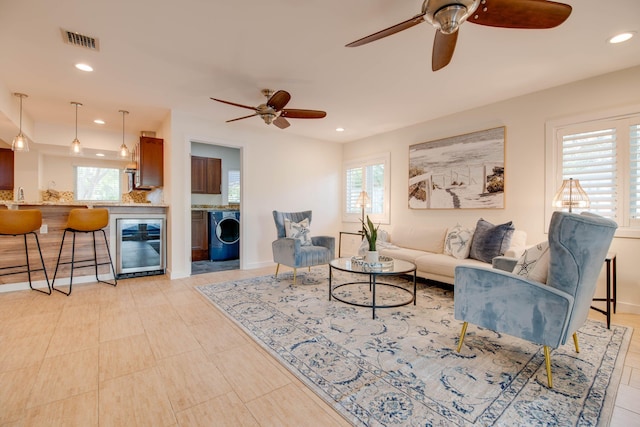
xmin=553 ymin=178 xmax=590 ymax=212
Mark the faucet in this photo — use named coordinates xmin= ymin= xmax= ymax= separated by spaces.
xmin=17 ymin=187 xmax=24 ymax=202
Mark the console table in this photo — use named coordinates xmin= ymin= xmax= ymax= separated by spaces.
xmin=590 ymin=252 xmax=617 ymax=329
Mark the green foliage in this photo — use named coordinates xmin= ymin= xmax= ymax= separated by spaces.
xmin=361 ymin=215 xmax=379 ymax=251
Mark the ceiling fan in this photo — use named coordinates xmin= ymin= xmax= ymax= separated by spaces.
xmin=346 ymin=0 xmax=572 ymax=71
xmin=210 ymin=89 xmax=327 ymax=129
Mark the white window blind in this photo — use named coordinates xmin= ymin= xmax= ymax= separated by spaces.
xmin=548 ymin=107 xmax=640 ymax=236
xmin=228 ymin=169 xmax=240 ymax=203
xmin=560 ymin=128 xmax=617 ymax=219
xmin=343 ymin=153 xmax=390 ymax=224
xmin=630 ymin=124 xmax=640 ymax=220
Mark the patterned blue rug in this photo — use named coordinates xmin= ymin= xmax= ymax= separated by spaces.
xmin=196 ymin=268 xmax=630 ymax=426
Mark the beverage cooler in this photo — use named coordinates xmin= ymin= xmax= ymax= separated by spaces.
xmin=111 ymin=214 xmax=166 ymax=278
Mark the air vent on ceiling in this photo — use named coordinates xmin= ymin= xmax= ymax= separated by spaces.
xmin=61 ymin=29 xmax=100 ymax=51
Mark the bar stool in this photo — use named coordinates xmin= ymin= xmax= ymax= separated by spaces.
xmin=0 ymin=209 xmax=51 ymax=294
xmin=52 ymin=208 xmax=117 ymax=295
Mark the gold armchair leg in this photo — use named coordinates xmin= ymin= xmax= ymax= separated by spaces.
xmin=293 ymin=268 xmax=297 ymax=285
xmin=456 ymin=322 xmax=468 ymax=353
xmin=573 ymin=332 xmax=580 ymax=353
xmin=275 ymin=263 xmax=280 ymax=278
xmin=544 ymin=345 xmax=553 ymax=388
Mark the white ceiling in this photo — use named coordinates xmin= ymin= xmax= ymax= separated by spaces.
xmin=0 ymin=0 xmax=639 ymax=145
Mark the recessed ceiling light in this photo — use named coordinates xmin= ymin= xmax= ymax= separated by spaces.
xmin=75 ymin=63 xmax=93 ymax=72
xmin=95 ymin=153 xmax=105 ymax=157
xmin=608 ymin=32 xmax=635 ymax=44
xmin=336 ymin=127 xmax=345 ymax=132
xmin=94 ymin=119 xmax=105 ymax=125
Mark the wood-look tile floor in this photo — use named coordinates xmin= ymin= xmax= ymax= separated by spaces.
xmin=0 ymin=267 xmax=638 ymax=426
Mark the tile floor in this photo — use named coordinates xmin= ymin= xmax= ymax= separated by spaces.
xmin=0 ymin=267 xmax=638 ymax=426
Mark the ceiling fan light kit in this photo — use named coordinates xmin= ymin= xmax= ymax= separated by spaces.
xmin=346 ymin=0 xmax=572 ymax=71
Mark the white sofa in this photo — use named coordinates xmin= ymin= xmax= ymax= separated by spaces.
xmin=375 ymin=223 xmax=527 ymax=285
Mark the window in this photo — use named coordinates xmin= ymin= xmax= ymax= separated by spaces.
xmin=343 ymin=153 xmax=390 ymax=224
xmin=228 ymin=169 xmax=240 ymax=203
xmin=546 ymin=106 xmax=640 ymax=237
xmin=75 ymin=166 xmax=121 ymax=201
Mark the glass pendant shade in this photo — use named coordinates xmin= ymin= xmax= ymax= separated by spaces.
xmin=119 ymin=110 xmax=129 ymax=158
xmin=553 ymin=178 xmax=590 ymax=212
xmin=70 ymin=102 xmax=83 ymax=155
xmin=12 ymin=93 xmax=30 ymax=152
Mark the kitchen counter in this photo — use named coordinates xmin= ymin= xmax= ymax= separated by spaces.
xmin=3 ymin=201 xmax=168 ymax=208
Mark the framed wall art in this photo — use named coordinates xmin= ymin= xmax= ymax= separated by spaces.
xmin=409 ymin=126 xmax=505 ymax=209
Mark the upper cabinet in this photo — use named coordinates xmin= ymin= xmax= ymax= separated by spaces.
xmin=191 ymin=156 xmax=221 ymax=194
xmin=134 ymin=137 xmax=163 ymax=189
xmin=0 ymin=148 xmax=15 ymax=190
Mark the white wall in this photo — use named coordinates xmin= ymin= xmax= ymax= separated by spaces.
xmin=343 ymin=65 xmax=640 ymax=314
xmin=164 ymin=110 xmax=343 ymax=279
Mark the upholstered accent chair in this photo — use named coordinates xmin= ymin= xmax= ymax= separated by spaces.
xmin=272 ymin=210 xmax=335 ymax=285
xmin=454 ymin=212 xmax=617 ymax=388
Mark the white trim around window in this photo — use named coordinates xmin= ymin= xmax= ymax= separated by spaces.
xmin=545 ymin=103 xmax=640 ymax=238
xmin=343 ymin=152 xmax=391 ymax=225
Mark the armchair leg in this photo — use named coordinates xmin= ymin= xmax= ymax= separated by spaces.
xmin=456 ymin=322 xmax=468 ymax=353
xmin=573 ymin=332 xmax=580 ymax=353
xmin=293 ymin=268 xmax=297 ymax=285
xmin=543 ymin=346 xmax=553 ymax=388
xmin=275 ymin=264 xmax=280 ymax=278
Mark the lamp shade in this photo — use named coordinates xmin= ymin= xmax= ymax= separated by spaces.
xmin=356 ymin=191 xmax=370 ymax=208
xmin=553 ymin=178 xmax=590 ymax=212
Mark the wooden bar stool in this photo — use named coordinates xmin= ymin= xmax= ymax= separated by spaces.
xmin=0 ymin=209 xmax=51 ymax=294
xmin=51 ymin=208 xmax=117 ymax=295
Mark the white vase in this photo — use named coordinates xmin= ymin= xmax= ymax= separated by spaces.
xmin=366 ymin=250 xmax=379 ymax=264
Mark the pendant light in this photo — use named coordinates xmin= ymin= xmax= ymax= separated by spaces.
xmin=118 ymin=110 xmax=130 ymax=158
xmin=70 ymin=102 xmax=83 ymax=155
xmin=12 ymin=93 xmax=29 ymax=152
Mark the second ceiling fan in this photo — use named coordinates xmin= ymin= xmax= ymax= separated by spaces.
xmin=346 ymin=0 xmax=572 ymax=71
xmin=211 ymin=89 xmax=326 ymax=129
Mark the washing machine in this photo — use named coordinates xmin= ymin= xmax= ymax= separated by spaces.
xmin=209 ymin=210 xmax=240 ymax=261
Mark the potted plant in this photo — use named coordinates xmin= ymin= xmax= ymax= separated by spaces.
xmin=361 ymin=215 xmax=380 ymax=263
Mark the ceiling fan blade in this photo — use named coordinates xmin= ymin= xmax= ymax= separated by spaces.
xmin=346 ymin=13 xmax=426 ymax=47
xmin=267 ymin=90 xmax=291 ymax=111
xmin=210 ymin=97 xmax=257 ymax=111
xmin=273 ymin=116 xmax=290 ymax=129
xmin=280 ymin=109 xmax=327 ymax=119
xmin=468 ymin=0 xmax=572 ymax=29
xmin=432 ymin=30 xmax=458 ymax=71
xmin=226 ymin=113 xmax=259 ymax=123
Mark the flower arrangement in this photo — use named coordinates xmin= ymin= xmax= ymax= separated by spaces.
xmin=361 ymin=215 xmax=380 ymax=251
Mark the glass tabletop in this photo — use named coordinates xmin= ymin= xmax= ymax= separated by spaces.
xmin=329 ymin=257 xmax=416 ymax=275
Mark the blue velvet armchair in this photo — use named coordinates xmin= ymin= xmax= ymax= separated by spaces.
xmin=272 ymin=210 xmax=335 ymax=284
xmin=454 ymin=212 xmax=617 ymax=388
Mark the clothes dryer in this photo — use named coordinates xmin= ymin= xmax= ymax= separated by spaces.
xmin=208 ymin=210 xmax=240 ymax=261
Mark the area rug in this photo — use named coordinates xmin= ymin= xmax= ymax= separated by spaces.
xmin=196 ymin=268 xmax=631 ymax=426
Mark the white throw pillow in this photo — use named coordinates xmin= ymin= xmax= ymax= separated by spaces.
xmin=513 ymin=241 xmax=550 ymax=284
xmin=284 ymin=218 xmax=312 ymax=246
xmin=444 ymin=224 xmax=474 ymax=259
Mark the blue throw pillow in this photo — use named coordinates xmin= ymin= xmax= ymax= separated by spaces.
xmin=469 ymin=218 xmax=515 ymax=263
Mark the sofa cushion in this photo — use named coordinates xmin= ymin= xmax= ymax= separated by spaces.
xmin=469 ymin=219 xmax=515 ymax=263
xmin=415 ymin=253 xmax=492 ymax=278
xmin=390 ymin=225 xmax=446 ymax=254
xmin=444 ymin=224 xmax=474 ymax=259
xmin=513 ymin=241 xmax=550 ymax=283
xmin=378 ymin=247 xmax=427 ymax=264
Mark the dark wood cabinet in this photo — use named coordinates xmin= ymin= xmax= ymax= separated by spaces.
xmin=134 ymin=137 xmax=163 ymax=189
xmin=191 ymin=156 xmax=221 ymax=194
xmin=0 ymin=148 xmax=15 ymax=191
xmin=191 ymin=210 xmax=209 ymax=261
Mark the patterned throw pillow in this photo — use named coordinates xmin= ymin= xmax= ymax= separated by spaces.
xmin=284 ymin=218 xmax=313 ymax=246
xmin=469 ymin=218 xmax=515 ymax=263
xmin=444 ymin=224 xmax=474 ymax=259
xmin=513 ymin=241 xmax=550 ymax=284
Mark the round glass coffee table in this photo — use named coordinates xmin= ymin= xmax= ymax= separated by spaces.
xmin=329 ymin=257 xmax=417 ymax=319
